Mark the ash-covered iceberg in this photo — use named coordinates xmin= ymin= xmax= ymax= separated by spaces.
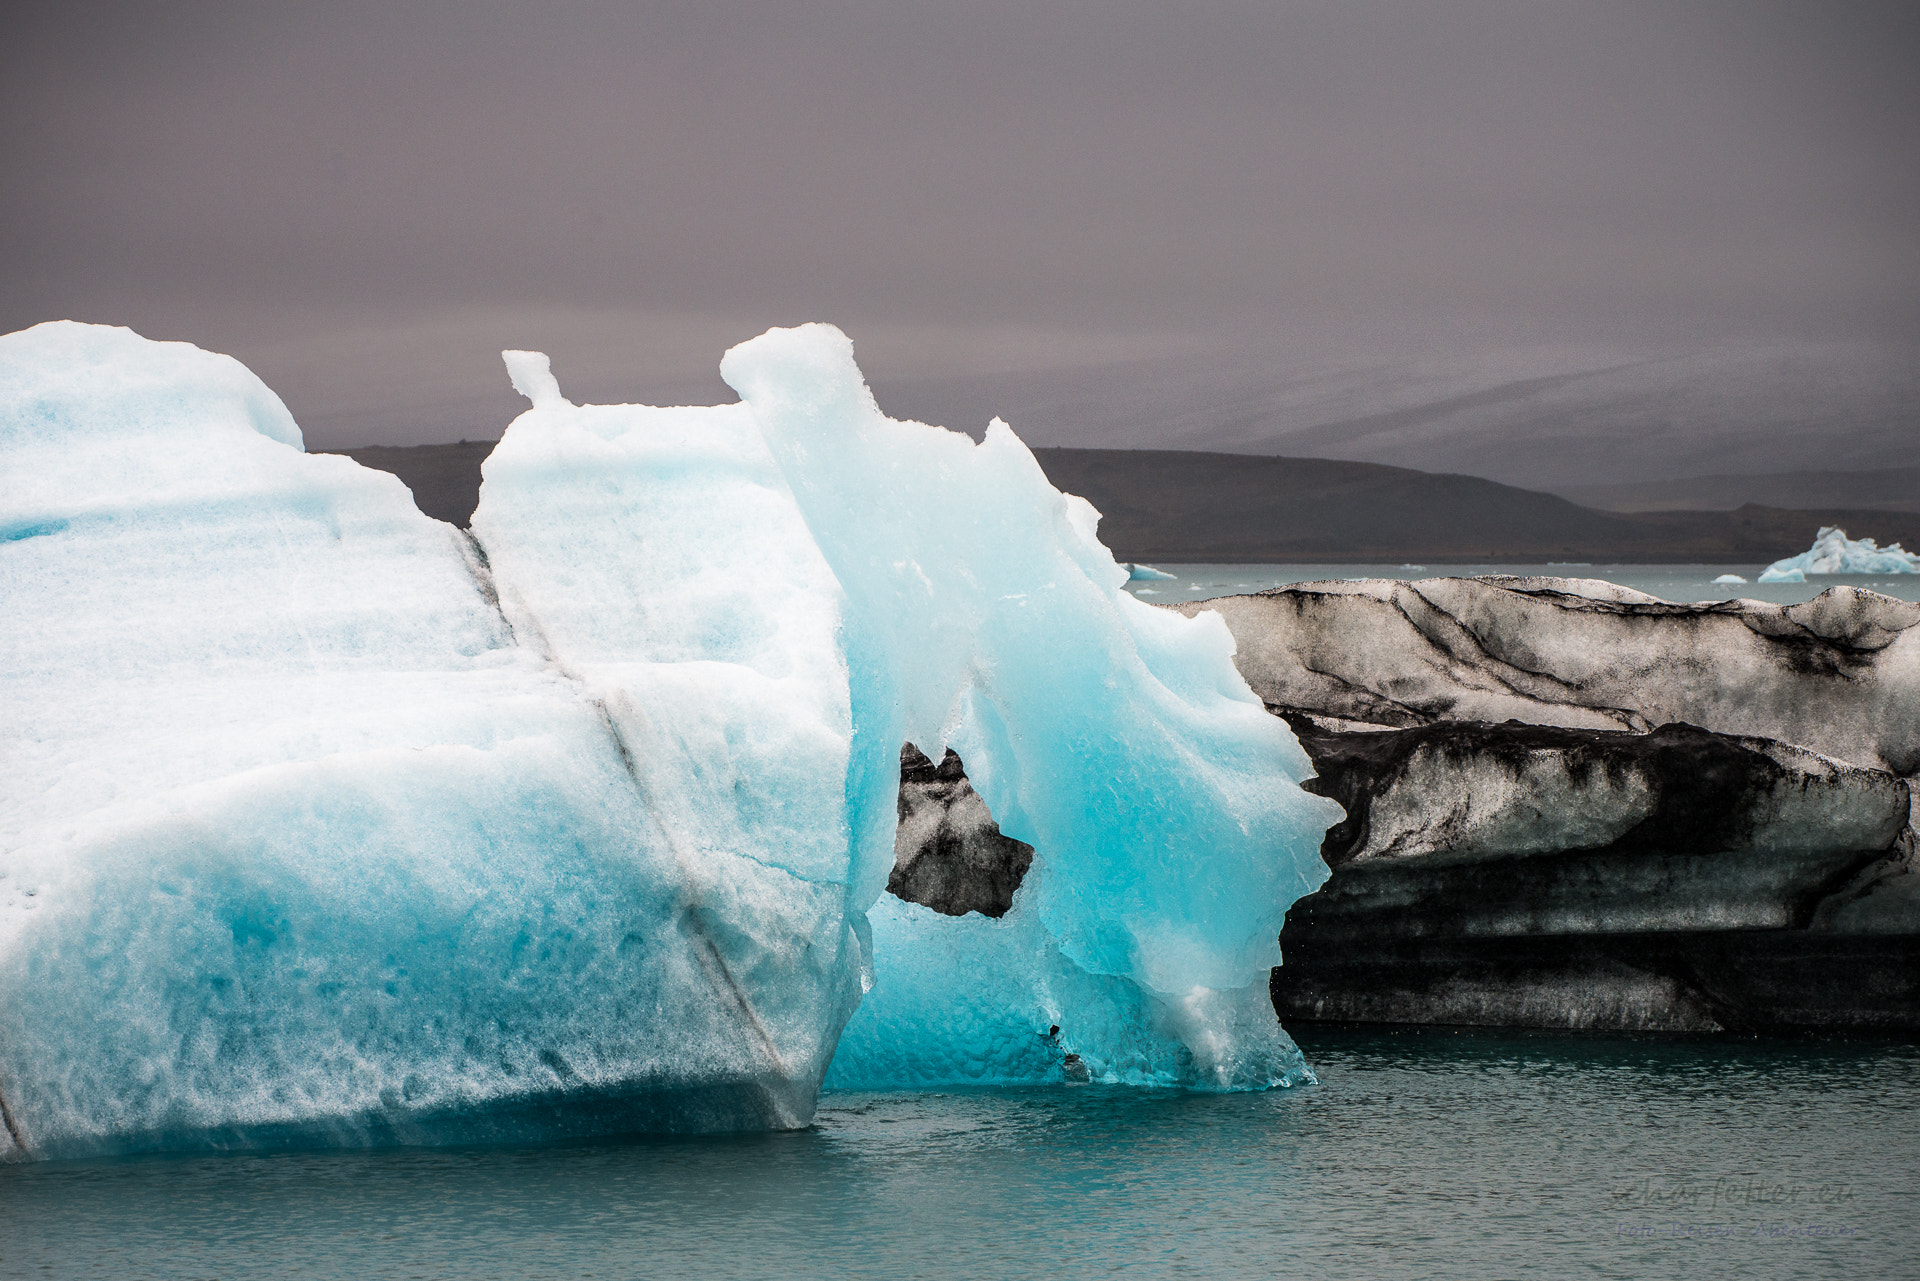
xmin=1761 ymin=525 xmax=1920 ymax=580
xmin=0 ymin=320 xmax=1335 ymax=1159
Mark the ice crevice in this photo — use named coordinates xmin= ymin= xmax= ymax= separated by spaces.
xmin=0 ymin=1075 xmax=27 ymax=1160
xmin=452 ymin=425 xmax=801 ymax=1090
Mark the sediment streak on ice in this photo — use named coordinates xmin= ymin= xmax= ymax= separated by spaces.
xmin=470 ymin=382 xmax=866 ymax=1117
xmin=1183 ymin=575 xmax=1920 ymax=777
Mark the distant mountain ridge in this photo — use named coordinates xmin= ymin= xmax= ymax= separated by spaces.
xmin=876 ymin=339 xmax=1920 ymax=494
xmin=330 ymin=440 xmax=1920 ymax=565
xmin=1555 ymin=466 xmax=1920 ymax=515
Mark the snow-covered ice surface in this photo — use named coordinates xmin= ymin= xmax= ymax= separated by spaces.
xmin=0 ymin=321 xmax=1336 ymax=1159
xmin=1761 ymin=525 xmax=1920 ymax=580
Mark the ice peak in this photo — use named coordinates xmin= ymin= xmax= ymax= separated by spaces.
xmin=501 ymin=350 xmax=571 ymax=409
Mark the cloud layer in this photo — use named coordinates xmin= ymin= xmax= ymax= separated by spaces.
xmin=5 ymin=1 xmax=1915 ymax=477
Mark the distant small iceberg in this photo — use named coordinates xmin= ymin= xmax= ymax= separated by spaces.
xmin=1125 ymin=562 xmax=1177 ymax=581
xmin=1712 ymin=573 xmax=1747 ymax=585
xmin=1760 ymin=526 xmax=1920 ymax=581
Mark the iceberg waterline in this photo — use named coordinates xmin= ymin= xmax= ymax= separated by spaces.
xmin=0 ymin=321 xmax=1338 ymax=1160
xmin=1760 ymin=525 xmax=1920 ymax=581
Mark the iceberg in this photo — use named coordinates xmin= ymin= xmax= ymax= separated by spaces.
xmin=1761 ymin=526 xmax=1920 ymax=579
xmin=1712 ymin=573 xmax=1747 ymax=585
xmin=713 ymin=327 xmax=1337 ymax=1091
xmin=0 ymin=321 xmax=1336 ymax=1159
xmin=1125 ymin=562 xmax=1178 ymax=581
xmin=0 ymin=322 xmax=865 ymax=1157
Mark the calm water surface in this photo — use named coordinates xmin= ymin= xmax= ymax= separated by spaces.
xmin=4 ymin=1027 xmax=1914 ymax=1279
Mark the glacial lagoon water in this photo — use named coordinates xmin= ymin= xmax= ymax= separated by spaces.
xmin=1124 ymin=564 xmax=1920 ymax=607
xmin=4 ymin=1027 xmax=1914 ymax=1280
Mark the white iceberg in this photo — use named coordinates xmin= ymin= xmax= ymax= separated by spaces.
xmin=1712 ymin=573 xmax=1747 ymax=585
xmin=0 ymin=321 xmax=1336 ymax=1159
xmin=0 ymin=322 xmax=864 ymax=1156
xmin=1125 ymin=562 xmax=1177 ymax=581
xmin=1761 ymin=526 xmax=1920 ymax=579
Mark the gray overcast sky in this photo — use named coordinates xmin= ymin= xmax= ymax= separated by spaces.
xmin=4 ymin=1 xmax=1916 ymax=484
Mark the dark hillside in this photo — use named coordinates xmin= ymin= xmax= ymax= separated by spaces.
xmin=1032 ymin=449 xmax=1633 ymax=561
xmin=328 ymin=441 xmax=1920 ymax=564
xmin=1033 ymin=449 xmax=1920 ymax=561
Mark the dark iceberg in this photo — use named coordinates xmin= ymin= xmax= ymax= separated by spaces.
xmin=1183 ymin=576 xmax=1920 ymax=1031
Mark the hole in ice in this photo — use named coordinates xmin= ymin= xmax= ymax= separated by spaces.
xmin=889 ymin=745 xmax=1033 ymax=919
